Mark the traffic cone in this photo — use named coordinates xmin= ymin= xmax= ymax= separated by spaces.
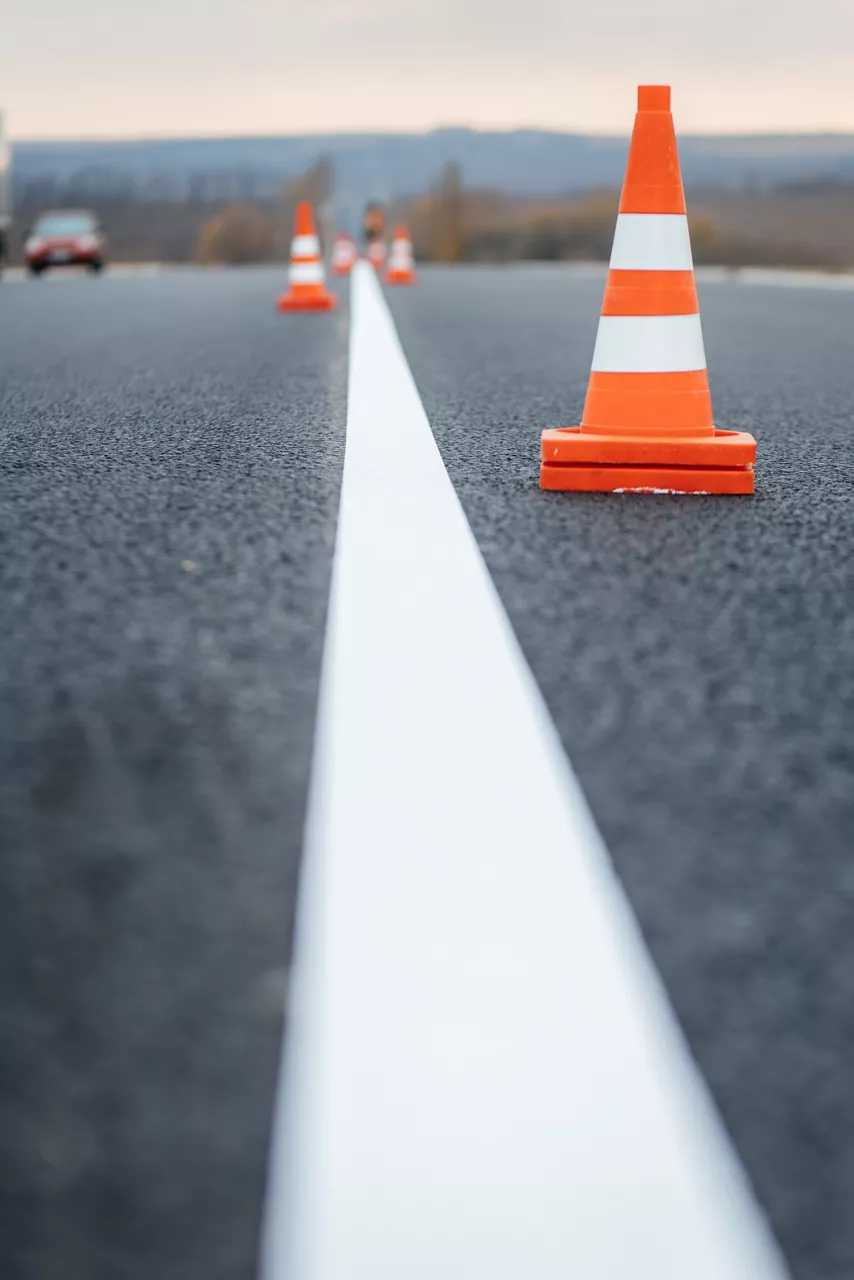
xmin=385 ymin=225 xmax=416 ymax=285
xmin=331 ymin=233 xmax=357 ymax=276
xmin=366 ymin=239 xmax=387 ymax=272
xmin=276 ymin=202 xmax=337 ymax=313
xmin=540 ymin=85 xmax=756 ymax=494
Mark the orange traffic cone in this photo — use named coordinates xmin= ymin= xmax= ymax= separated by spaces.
xmin=366 ymin=239 xmax=387 ymax=272
xmin=331 ymin=233 xmax=357 ymax=276
xmin=385 ymin=225 xmax=416 ymax=285
xmin=276 ymin=202 xmax=337 ymax=313
xmin=540 ymin=86 xmax=756 ymax=494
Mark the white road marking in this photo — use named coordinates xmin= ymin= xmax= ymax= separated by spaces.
xmin=695 ymin=266 xmax=854 ymax=290
xmin=0 ymin=263 xmax=163 ymax=282
xmin=731 ymin=267 xmax=854 ymax=290
xmin=482 ymin=263 xmax=854 ymax=291
xmin=3 ymin=262 xmax=849 ymax=290
xmin=105 ymin=263 xmax=163 ymax=278
xmin=261 ymin=260 xmax=787 ymax=1280
xmin=591 ymin=311 xmax=707 ymax=372
xmin=609 ymin=213 xmax=695 ymax=271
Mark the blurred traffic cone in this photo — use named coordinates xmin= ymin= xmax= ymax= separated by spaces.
xmin=331 ymin=233 xmax=357 ymax=276
xmin=276 ymin=202 xmax=337 ymax=313
xmin=385 ymin=225 xmax=416 ymax=285
xmin=366 ymin=239 xmax=387 ymax=272
xmin=540 ymin=85 xmax=755 ymax=494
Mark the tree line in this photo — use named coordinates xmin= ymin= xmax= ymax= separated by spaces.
xmin=9 ymin=160 xmax=854 ymax=270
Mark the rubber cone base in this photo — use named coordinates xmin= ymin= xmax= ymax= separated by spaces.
xmin=540 ymin=426 xmax=756 ymax=494
xmin=386 ymin=271 xmax=415 ymax=286
xmin=276 ymin=291 xmax=337 ymax=313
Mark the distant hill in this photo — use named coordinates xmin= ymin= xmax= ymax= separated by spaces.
xmin=12 ymin=128 xmax=854 ymax=232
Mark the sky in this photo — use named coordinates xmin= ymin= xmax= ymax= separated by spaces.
xmin=2 ymin=0 xmax=854 ymax=140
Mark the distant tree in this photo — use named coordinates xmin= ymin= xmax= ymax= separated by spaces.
xmin=194 ymin=203 xmax=275 ymax=264
xmin=432 ymin=161 xmax=464 ymax=263
xmin=276 ymin=157 xmax=334 ymax=259
xmin=686 ymin=214 xmax=721 ymax=261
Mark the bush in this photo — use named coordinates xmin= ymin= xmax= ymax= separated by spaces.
xmin=194 ymin=203 xmax=275 ymax=265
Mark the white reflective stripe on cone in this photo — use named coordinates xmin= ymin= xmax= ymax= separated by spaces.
xmin=591 ymin=313 xmax=707 ymax=373
xmin=289 ymin=261 xmax=325 ymax=285
xmin=609 ymin=214 xmax=694 ymax=271
xmin=291 ymin=235 xmax=321 ymax=258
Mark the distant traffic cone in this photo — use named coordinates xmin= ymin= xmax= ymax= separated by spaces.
xmin=385 ymin=225 xmax=416 ymax=285
xmin=540 ymin=86 xmax=755 ymax=494
xmin=276 ymin=202 xmax=337 ymax=312
xmin=331 ymin=233 xmax=357 ymax=276
xmin=366 ymin=239 xmax=387 ymax=272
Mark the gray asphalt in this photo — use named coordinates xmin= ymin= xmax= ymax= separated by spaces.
xmin=0 ymin=267 xmax=347 ymax=1280
xmin=3 ymin=263 xmax=854 ymax=1280
xmin=388 ymin=265 xmax=854 ymax=1280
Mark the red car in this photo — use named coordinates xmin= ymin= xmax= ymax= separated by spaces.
xmin=25 ymin=209 xmax=107 ymax=276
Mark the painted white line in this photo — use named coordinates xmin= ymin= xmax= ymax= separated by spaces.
xmin=591 ymin=311 xmax=707 ymax=373
xmin=261 ymin=260 xmax=788 ymax=1280
xmin=564 ymin=264 xmax=854 ymax=290
xmin=696 ymin=266 xmax=854 ymax=290
xmin=0 ymin=263 xmax=163 ymax=282
xmin=732 ymin=267 xmax=854 ymax=290
xmin=609 ymin=213 xmax=694 ymax=271
xmin=694 ymin=266 xmax=739 ymax=283
xmin=106 ymin=263 xmax=163 ymax=278
xmin=0 ymin=268 xmax=87 ymax=283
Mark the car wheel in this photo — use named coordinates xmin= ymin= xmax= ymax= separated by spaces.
xmin=89 ymin=260 xmax=104 ymax=275
xmin=28 ymin=264 xmax=46 ymax=277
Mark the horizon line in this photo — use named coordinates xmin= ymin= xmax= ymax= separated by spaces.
xmin=13 ymin=123 xmax=854 ymax=147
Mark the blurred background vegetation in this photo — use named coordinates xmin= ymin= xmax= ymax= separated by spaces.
xmin=10 ymin=151 xmax=854 ymax=270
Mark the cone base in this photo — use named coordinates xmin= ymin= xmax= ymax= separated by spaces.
xmin=540 ymin=461 xmax=754 ymax=494
xmin=276 ymin=291 xmax=337 ymax=313
xmin=540 ymin=424 xmax=755 ymax=493
xmin=386 ymin=271 xmax=416 ymax=285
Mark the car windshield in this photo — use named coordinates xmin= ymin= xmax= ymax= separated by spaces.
xmin=34 ymin=214 xmax=95 ymax=237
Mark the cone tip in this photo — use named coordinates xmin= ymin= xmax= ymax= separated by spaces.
xmin=295 ymin=200 xmax=314 ymax=233
xmin=638 ymin=85 xmax=671 ymax=112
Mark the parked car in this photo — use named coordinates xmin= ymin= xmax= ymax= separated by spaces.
xmin=24 ymin=210 xmax=107 ymax=276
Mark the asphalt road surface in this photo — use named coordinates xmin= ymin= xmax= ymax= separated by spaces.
xmin=0 ymin=267 xmax=348 ymax=1280
xmin=2 ymin=263 xmax=854 ymax=1280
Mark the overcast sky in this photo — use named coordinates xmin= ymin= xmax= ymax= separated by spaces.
xmin=2 ymin=0 xmax=853 ymax=139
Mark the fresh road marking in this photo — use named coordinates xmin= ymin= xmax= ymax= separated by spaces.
xmin=261 ymin=260 xmax=788 ymax=1280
